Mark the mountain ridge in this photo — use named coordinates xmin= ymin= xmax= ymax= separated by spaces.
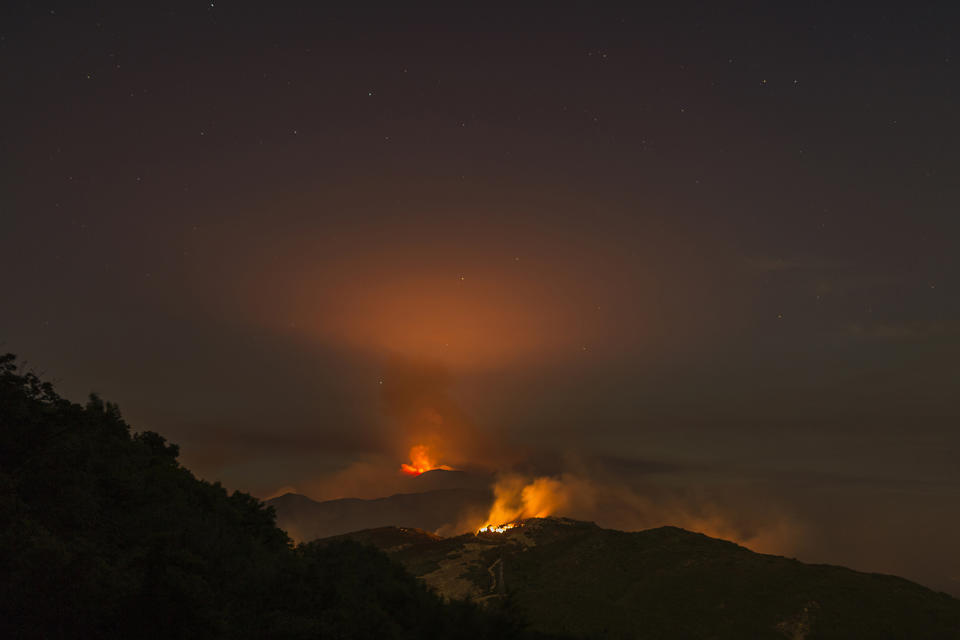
xmin=267 ymin=485 xmax=492 ymax=541
xmin=0 ymin=353 xmax=534 ymax=639
xmin=325 ymin=517 xmax=960 ymax=639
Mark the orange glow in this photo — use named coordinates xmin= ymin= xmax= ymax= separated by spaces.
xmin=400 ymin=444 xmax=454 ymax=476
xmin=477 ymin=522 xmax=523 ymax=534
xmin=478 ymin=474 xmax=568 ymax=529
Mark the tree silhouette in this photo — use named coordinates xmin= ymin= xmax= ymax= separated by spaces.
xmin=0 ymin=353 xmax=549 ymax=639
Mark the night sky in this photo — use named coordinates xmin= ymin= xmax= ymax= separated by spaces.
xmin=3 ymin=3 xmax=959 ymax=594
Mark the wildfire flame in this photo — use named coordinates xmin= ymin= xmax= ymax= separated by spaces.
xmin=473 ymin=474 xmax=569 ymax=533
xmin=480 ymin=474 xmax=568 ymax=524
xmin=477 ymin=522 xmax=523 ymax=534
xmin=400 ymin=444 xmax=454 ymax=476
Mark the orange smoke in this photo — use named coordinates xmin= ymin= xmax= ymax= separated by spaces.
xmin=400 ymin=444 xmax=454 ymax=476
xmin=474 ymin=472 xmax=801 ymax=555
xmin=479 ymin=474 xmax=569 ymax=529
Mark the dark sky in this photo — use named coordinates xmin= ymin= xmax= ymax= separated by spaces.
xmin=3 ymin=2 xmax=959 ymax=593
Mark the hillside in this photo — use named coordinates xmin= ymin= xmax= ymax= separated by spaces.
xmin=329 ymin=518 xmax=960 ymax=639
xmin=6 ymin=349 xmax=958 ymax=639
xmin=0 ymin=354 xmax=537 ymax=639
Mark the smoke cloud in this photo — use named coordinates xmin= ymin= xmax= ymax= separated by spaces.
xmin=471 ymin=469 xmax=802 ymax=555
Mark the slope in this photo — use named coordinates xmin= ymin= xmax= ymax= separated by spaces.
xmin=0 ymin=354 xmax=535 ymax=639
xmin=330 ymin=517 xmax=960 ymax=639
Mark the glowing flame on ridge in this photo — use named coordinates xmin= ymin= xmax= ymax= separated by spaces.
xmin=478 ymin=474 xmax=568 ymax=529
xmin=400 ymin=444 xmax=454 ymax=476
xmin=477 ymin=522 xmax=523 ymax=534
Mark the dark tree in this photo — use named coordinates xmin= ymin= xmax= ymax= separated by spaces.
xmin=0 ymin=354 xmax=543 ymax=639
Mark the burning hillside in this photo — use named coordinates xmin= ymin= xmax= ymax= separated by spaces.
xmin=325 ymin=519 xmax=960 ymax=639
xmin=400 ymin=444 xmax=454 ymax=476
xmin=477 ymin=522 xmax=522 ymax=534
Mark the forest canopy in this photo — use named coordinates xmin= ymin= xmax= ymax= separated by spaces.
xmin=0 ymin=354 xmax=536 ymax=639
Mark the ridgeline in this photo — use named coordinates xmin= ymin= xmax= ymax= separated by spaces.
xmin=329 ymin=519 xmax=960 ymax=639
xmin=3 ymin=352 xmax=959 ymax=639
xmin=0 ymin=354 xmax=541 ymax=639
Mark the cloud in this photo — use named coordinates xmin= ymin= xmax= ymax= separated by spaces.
xmin=742 ymin=254 xmax=843 ymax=273
xmin=812 ymin=274 xmax=905 ymax=296
xmin=845 ymin=321 xmax=955 ymax=341
xmin=742 ymin=253 xmax=905 ymax=297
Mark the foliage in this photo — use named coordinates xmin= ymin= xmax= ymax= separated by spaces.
xmin=0 ymin=354 xmax=538 ymax=639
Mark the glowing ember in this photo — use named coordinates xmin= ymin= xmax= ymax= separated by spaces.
xmin=477 ymin=522 xmax=523 ymax=534
xmin=400 ymin=444 xmax=454 ymax=476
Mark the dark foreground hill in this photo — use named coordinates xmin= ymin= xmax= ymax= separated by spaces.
xmin=0 ymin=354 xmax=542 ymax=640
xmin=328 ymin=518 xmax=960 ymax=639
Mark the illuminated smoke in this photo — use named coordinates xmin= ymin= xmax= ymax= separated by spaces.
xmin=479 ymin=474 xmax=569 ymax=529
xmin=475 ymin=471 xmax=802 ymax=555
xmin=400 ymin=444 xmax=454 ymax=476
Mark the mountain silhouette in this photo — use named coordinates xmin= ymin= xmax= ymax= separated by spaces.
xmin=0 ymin=354 xmax=541 ymax=639
xmin=5 ymin=350 xmax=958 ymax=638
xmin=268 ymin=483 xmax=491 ymax=542
xmin=326 ymin=517 xmax=960 ymax=639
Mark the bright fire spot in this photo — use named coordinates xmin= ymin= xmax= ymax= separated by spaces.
xmin=400 ymin=444 xmax=454 ymax=476
xmin=481 ymin=474 xmax=568 ymax=526
xmin=477 ymin=522 xmax=523 ymax=534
